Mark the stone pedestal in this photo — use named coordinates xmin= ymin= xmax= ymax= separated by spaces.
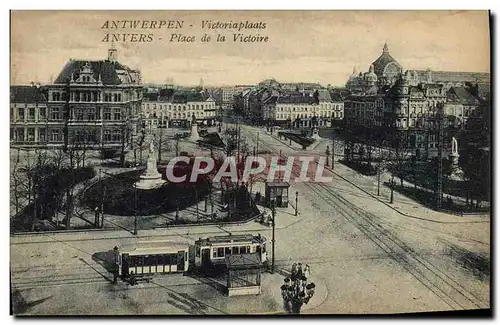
xmin=189 ymin=123 xmax=200 ymax=142
xmin=134 ymin=140 xmax=166 ymax=190
xmin=310 ymin=127 xmax=320 ymax=140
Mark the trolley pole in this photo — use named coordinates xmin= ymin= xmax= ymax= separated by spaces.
xmin=271 ymin=201 xmax=276 ymax=274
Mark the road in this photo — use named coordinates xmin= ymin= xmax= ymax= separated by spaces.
xmin=10 ymin=123 xmax=490 ymax=315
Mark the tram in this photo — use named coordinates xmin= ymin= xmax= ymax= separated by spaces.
xmin=116 ymin=234 xmax=267 ymax=277
xmin=193 ymin=234 xmax=267 ymax=269
xmin=118 ymin=240 xmax=191 ymax=277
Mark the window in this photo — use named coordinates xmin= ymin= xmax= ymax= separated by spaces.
xmin=27 ymin=128 xmax=35 ymax=142
xmin=225 ymin=247 xmax=231 ymax=255
xmin=213 ymin=248 xmax=217 ymax=258
xmin=88 ymin=108 xmax=96 ymax=120
xmin=16 ymin=128 xmax=24 ymax=141
xmin=27 ymin=107 xmax=35 ymax=121
xmin=217 ymin=247 xmax=224 ymax=258
xmin=39 ymin=128 xmax=46 ymax=142
xmin=50 ymin=129 xmax=61 ymax=142
xmin=18 ymin=107 xmax=25 ymax=121
xmin=52 ymin=92 xmax=61 ymax=101
xmin=104 ymin=130 xmax=112 ymax=142
xmin=76 ymin=110 xmax=84 ymax=121
xmin=39 ymin=107 xmax=46 ymax=121
xmin=112 ymin=130 xmax=121 ymax=142
xmin=50 ymin=108 xmax=60 ymax=120
xmin=113 ymin=108 xmax=121 ymax=121
xmin=103 ymin=108 xmax=111 ymax=120
xmin=232 ymin=246 xmax=240 ymax=254
xmin=196 ymin=247 xmax=200 ymax=257
xmin=104 ymin=93 xmax=112 ymax=102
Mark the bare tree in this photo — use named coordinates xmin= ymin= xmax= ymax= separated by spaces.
xmin=155 ymin=127 xmax=171 ymax=162
xmin=173 ymin=133 xmax=182 ymax=156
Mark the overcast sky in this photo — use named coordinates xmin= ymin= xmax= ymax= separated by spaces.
xmin=11 ymin=10 xmax=490 ymax=86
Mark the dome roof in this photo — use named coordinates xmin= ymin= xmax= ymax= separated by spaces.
xmin=371 ymin=42 xmax=401 ymax=78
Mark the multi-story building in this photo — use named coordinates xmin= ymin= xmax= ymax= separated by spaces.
xmin=344 ymin=42 xmax=490 ymax=153
xmin=142 ymin=89 xmax=217 ymax=129
xmin=11 ymin=45 xmax=143 ymax=149
xmin=10 ymin=84 xmax=49 ymax=146
xmin=262 ymin=89 xmax=340 ymax=128
xmin=221 ymin=85 xmax=253 ymax=110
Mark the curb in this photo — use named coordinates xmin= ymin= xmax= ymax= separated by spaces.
xmin=324 ymin=164 xmax=490 ymax=225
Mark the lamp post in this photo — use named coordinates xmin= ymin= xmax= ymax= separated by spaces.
xmin=280 ymin=269 xmax=316 ymax=314
xmin=295 ymin=191 xmax=298 ymax=216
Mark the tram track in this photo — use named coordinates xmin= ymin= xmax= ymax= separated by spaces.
xmin=242 ymin=127 xmax=488 ymax=310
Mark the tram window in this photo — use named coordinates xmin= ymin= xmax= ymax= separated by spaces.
xmin=148 ymin=255 xmax=157 ymax=266
xmin=213 ymin=248 xmax=217 ymax=258
xmin=232 ymin=246 xmax=240 ymax=254
xmin=171 ymin=254 xmax=178 ymax=264
xmin=240 ymin=246 xmax=248 ymax=254
xmin=136 ymin=256 xmax=144 ymax=266
xmin=196 ymin=247 xmax=201 ymax=257
xmin=217 ymin=248 xmax=225 ymax=257
xmin=164 ymin=254 xmax=171 ymax=265
xmin=157 ymin=255 xmax=164 ymax=265
xmin=129 ymin=256 xmax=137 ymax=267
xmin=256 ymin=246 xmax=261 ymax=253
xmin=225 ymin=247 xmax=231 ymax=255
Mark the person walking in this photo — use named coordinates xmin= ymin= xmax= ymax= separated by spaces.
xmin=291 ymin=263 xmax=297 ymax=280
xmin=129 ymin=271 xmax=136 ymax=286
xmin=304 ymin=264 xmax=311 ymax=279
xmin=112 ymin=246 xmax=119 ymax=284
xmin=297 ymin=263 xmax=303 ymax=278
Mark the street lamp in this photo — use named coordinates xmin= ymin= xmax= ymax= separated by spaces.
xmin=280 ymin=272 xmax=316 ymax=314
xmin=270 ymin=201 xmax=276 ymax=274
xmin=295 ymin=191 xmax=298 ymax=216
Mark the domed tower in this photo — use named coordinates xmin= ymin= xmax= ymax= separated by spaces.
xmin=371 ymin=42 xmax=402 ymax=84
xmin=366 ymin=64 xmax=378 ymax=85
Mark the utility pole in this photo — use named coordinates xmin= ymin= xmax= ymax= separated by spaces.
xmin=377 ymin=165 xmax=381 ymax=196
xmin=256 ymin=132 xmax=259 ymax=157
xmin=133 ymin=187 xmax=138 ymax=235
xmin=436 ymin=103 xmax=444 ymax=209
xmin=271 ymin=201 xmax=276 ymax=274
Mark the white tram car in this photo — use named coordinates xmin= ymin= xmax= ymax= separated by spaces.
xmin=119 ymin=241 xmax=190 ymax=277
xmin=193 ymin=234 xmax=267 ymax=268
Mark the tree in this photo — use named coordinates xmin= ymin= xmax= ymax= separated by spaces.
xmin=173 ymin=133 xmax=182 ymax=156
xmin=155 ymin=127 xmax=171 ymax=163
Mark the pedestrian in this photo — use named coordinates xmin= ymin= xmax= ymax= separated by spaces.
xmin=297 ymin=263 xmax=303 ymax=277
xmin=304 ymin=264 xmax=311 ymax=279
xmin=129 ymin=271 xmax=136 ymax=286
xmin=291 ymin=263 xmax=297 ymax=280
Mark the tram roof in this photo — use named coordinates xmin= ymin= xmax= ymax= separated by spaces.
xmin=119 ymin=240 xmax=190 ymax=255
xmin=195 ymin=234 xmax=266 ymax=246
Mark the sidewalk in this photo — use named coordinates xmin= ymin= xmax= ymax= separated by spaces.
xmin=323 ymin=162 xmax=490 ymax=224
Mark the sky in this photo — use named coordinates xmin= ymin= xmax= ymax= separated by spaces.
xmin=10 ymin=10 xmax=490 ymax=86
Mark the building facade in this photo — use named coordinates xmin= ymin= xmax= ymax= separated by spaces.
xmin=11 ymin=45 xmax=143 ymax=149
xmin=142 ymin=89 xmax=217 ymax=129
xmin=344 ymin=42 xmax=490 ymax=153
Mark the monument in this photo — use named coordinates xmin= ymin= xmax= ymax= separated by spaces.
xmin=449 ymin=137 xmax=463 ymax=179
xmin=189 ymin=114 xmax=200 ymax=142
xmin=134 ymin=139 xmax=166 ymax=190
xmin=310 ymin=116 xmax=321 ymax=140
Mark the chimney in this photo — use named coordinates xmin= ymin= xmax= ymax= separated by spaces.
xmin=108 ymin=41 xmax=117 ymax=62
